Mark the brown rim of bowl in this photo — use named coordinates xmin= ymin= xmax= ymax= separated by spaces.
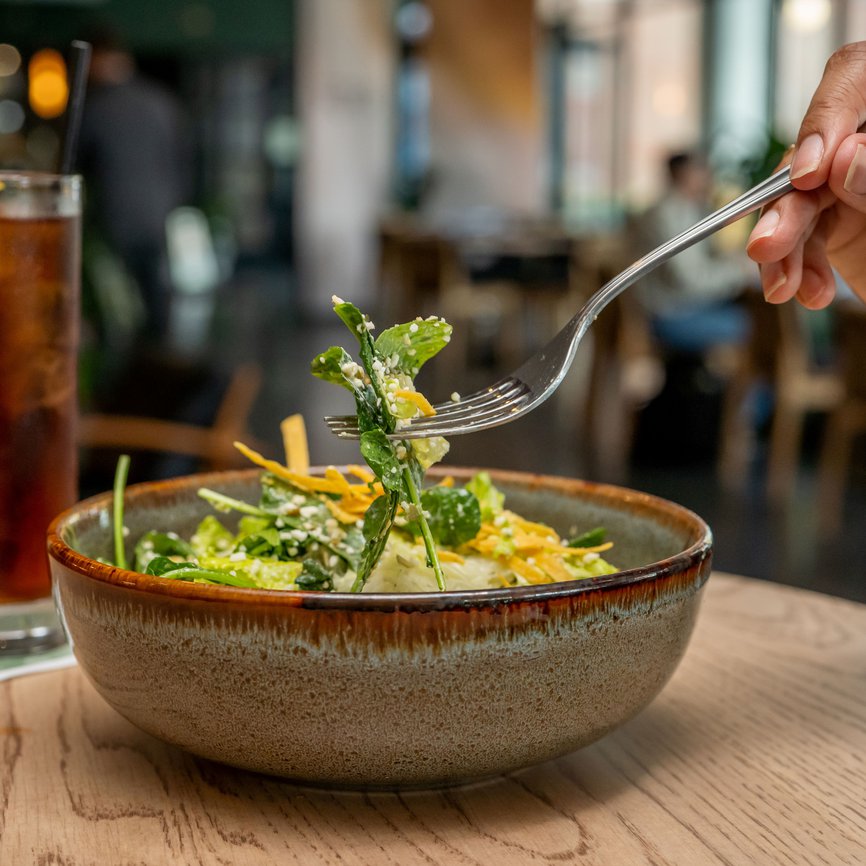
xmin=47 ymin=467 xmax=713 ymax=612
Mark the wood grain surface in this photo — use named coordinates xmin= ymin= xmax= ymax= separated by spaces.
xmin=2 ymin=573 xmax=864 ymax=865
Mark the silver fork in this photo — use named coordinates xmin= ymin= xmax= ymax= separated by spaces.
xmin=327 ymin=165 xmax=793 ymax=440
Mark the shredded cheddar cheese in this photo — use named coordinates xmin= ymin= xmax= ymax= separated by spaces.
xmin=281 ymin=414 xmax=309 ymax=473
xmin=394 ymin=389 xmax=436 ymax=416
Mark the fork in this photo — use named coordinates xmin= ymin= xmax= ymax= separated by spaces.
xmin=327 ymin=165 xmax=793 ymax=440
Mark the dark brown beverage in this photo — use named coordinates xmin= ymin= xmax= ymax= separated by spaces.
xmin=0 ymin=211 xmax=80 ymax=602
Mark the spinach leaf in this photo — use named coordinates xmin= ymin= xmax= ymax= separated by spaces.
xmin=362 ymin=494 xmax=394 ymax=543
xmin=333 ymin=525 xmax=365 ymax=571
xmin=375 ymin=318 xmax=452 ymax=375
xmin=144 ymin=555 xmax=257 ymax=588
xmin=333 ymin=300 xmax=395 ymax=434
xmin=310 ymin=346 xmax=360 ymax=390
xmin=568 ymin=527 xmax=607 ymax=548
xmin=407 ymin=487 xmax=481 ymax=548
xmin=296 ymin=558 xmax=334 ymax=591
xmin=236 ymin=527 xmax=283 ymax=558
xmin=134 ymin=530 xmax=195 ymax=573
xmin=354 ymin=492 xmax=399 ymax=590
xmin=360 ymin=430 xmax=404 ymax=494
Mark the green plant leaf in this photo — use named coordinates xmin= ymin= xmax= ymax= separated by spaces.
xmin=310 ymin=345 xmax=360 ymax=390
xmin=375 ymin=318 xmax=452 ymax=374
xmin=568 ymin=527 xmax=607 ymax=548
xmin=360 ymin=430 xmax=404 ymax=493
xmin=296 ymin=558 xmax=334 ymax=591
xmin=406 ymin=487 xmax=481 ymax=548
xmin=354 ymin=492 xmax=399 ymax=590
xmin=465 ymin=472 xmax=505 ymax=522
xmin=143 ymin=555 xmax=258 ymax=588
xmin=190 ymin=516 xmax=236 ymax=558
xmin=134 ymin=530 xmax=195 ymax=573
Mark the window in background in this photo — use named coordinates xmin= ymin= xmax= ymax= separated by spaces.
xmin=704 ymin=0 xmax=775 ymax=185
xmin=622 ymin=0 xmax=702 ymax=206
xmin=541 ymin=0 xmax=702 ymax=228
xmin=774 ymin=0 xmax=836 ymax=142
xmin=560 ymin=35 xmax=618 ymax=226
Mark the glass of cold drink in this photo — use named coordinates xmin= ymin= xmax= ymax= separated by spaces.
xmin=0 ymin=171 xmax=81 ymax=654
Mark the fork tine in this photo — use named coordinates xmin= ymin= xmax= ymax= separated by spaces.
xmin=424 ymin=379 xmax=526 ymax=418
xmin=323 ymin=378 xmax=522 ymax=433
xmin=324 ymin=379 xmax=530 ymax=439
xmin=401 ymin=382 xmax=527 ymax=430
xmin=395 ymin=393 xmax=533 ymax=438
xmin=325 ymin=378 xmax=531 ymax=440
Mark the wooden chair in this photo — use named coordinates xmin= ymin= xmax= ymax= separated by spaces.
xmin=718 ymin=292 xmax=844 ymax=498
xmin=816 ymin=302 xmax=866 ymax=536
xmin=579 ymin=235 xmax=666 ymax=481
xmin=78 ymin=362 xmax=266 ymax=471
xmin=377 ymin=216 xmax=453 ymax=323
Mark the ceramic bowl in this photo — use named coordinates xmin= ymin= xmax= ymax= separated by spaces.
xmin=47 ymin=467 xmax=712 ymax=789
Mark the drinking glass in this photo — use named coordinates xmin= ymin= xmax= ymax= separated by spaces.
xmin=0 ymin=171 xmax=81 ymax=655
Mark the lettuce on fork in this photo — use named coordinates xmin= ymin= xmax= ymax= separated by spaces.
xmin=311 ymin=297 xmax=475 ymax=590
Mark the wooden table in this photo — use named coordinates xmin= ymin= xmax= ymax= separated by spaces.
xmin=2 ymin=573 xmax=864 ymax=865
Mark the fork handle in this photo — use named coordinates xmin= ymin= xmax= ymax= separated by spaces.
xmin=516 ymin=165 xmax=797 ymax=401
xmin=582 ymin=165 xmax=793 ymax=323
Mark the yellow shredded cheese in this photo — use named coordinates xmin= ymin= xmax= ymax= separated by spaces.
xmin=508 ymin=556 xmax=550 ymax=584
xmin=281 ymin=414 xmax=309 ymax=473
xmin=346 ymin=465 xmax=375 ymax=483
xmin=324 ymin=498 xmax=364 ymax=524
xmin=394 ymin=389 xmax=436 ymax=416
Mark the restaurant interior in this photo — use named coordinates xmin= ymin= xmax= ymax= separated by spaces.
xmin=1 ymin=0 xmax=864 ymax=601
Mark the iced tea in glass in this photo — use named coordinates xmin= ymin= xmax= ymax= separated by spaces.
xmin=0 ymin=172 xmax=81 ymax=647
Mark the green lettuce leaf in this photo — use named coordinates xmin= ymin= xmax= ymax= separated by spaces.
xmin=465 ymin=472 xmax=505 ymax=522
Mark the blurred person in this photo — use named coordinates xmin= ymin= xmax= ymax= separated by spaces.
xmin=747 ymin=42 xmax=866 ymax=309
xmin=635 ymin=151 xmax=755 ymax=357
xmin=78 ymin=26 xmax=191 ymax=345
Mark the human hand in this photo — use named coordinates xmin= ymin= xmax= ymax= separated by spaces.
xmin=746 ymin=42 xmax=866 ymax=309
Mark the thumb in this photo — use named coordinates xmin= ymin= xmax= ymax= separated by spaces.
xmin=790 ymin=42 xmax=866 ymax=188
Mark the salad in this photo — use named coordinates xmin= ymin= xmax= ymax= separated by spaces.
xmin=116 ymin=298 xmax=617 ymax=592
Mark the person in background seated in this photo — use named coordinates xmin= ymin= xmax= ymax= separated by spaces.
xmin=635 ymin=151 xmax=755 ymax=358
xmin=78 ymin=25 xmax=191 ymax=345
xmin=747 ymin=42 xmax=866 ymax=308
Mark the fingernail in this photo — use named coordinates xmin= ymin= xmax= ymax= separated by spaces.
xmin=791 ymin=133 xmax=824 ymax=179
xmin=765 ymin=272 xmax=787 ymax=301
xmin=843 ymin=144 xmax=866 ymax=195
xmin=749 ymin=209 xmax=780 ymax=243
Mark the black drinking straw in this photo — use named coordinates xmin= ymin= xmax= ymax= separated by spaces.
xmin=59 ymin=40 xmax=91 ymax=175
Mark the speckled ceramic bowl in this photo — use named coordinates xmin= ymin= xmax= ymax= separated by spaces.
xmin=47 ymin=467 xmax=712 ymax=789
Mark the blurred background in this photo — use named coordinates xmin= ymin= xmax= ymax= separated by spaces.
xmin=1 ymin=0 xmax=864 ymax=599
